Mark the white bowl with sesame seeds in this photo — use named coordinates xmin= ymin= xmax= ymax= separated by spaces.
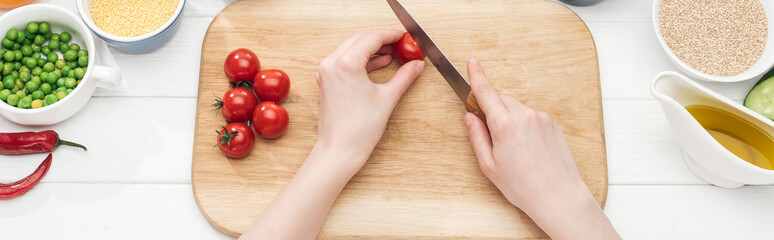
xmin=75 ymin=0 xmax=186 ymax=54
xmin=653 ymin=0 xmax=774 ymax=83
xmin=0 ymin=4 xmax=123 ymax=125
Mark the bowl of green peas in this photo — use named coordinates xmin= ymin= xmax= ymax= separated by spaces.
xmin=0 ymin=4 xmax=122 ymax=125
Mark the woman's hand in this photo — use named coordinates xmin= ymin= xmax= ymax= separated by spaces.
xmin=315 ymin=29 xmax=425 ymax=175
xmin=239 ymin=29 xmax=424 ymax=240
xmin=463 ymin=59 xmax=620 ymax=240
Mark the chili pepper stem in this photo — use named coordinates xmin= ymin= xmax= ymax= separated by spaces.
xmin=57 ymin=139 xmax=87 ymax=151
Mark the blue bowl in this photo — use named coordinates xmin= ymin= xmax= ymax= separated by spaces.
xmin=75 ymin=0 xmax=186 ymax=54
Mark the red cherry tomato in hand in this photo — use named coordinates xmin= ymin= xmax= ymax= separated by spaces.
xmin=393 ymin=32 xmax=426 ymax=64
xmin=216 ymin=122 xmax=255 ymax=158
xmin=252 ymin=101 xmax=289 ymax=139
xmin=215 ymin=87 xmax=258 ymax=122
xmin=224 ymin=48 xmax=260 ymax=83
xmin=253 ymin=69 xmax=291 ymax=102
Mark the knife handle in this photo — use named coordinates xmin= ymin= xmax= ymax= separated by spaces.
xmin=464 ymin=92 xmax=487 ymax=124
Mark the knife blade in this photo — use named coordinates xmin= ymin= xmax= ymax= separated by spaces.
xmin=386 ymin=0 xmax=486 ymax=122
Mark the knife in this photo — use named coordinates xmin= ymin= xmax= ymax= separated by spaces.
xmin=387 ymin=0 xmax=486 ymax=123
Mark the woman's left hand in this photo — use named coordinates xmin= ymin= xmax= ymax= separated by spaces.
xmin=314 ymin=29 xmax=425 ymax=174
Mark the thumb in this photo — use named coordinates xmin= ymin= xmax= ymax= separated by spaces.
xmin=464 ymin=112 xmax=496 ymax=175
xmin=384 ymin=60 xmax=425 ymax=99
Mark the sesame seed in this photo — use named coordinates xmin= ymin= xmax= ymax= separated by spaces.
xmin=90 ymin=0 xmax=179 ymax=37
xmin=659 ymin=0 xmax=767 ymax=77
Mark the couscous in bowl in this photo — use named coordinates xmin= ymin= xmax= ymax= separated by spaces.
xmin=75 ymin=0 xmax=186 ymax=54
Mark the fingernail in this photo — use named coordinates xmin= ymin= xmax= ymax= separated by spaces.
xmin=470 ymin=58 xmax=479 ymax=65
xmin=415 ymin=61 xmax=425 ymax=72
xmin=463 ymin=113 xmax=472 ymax=126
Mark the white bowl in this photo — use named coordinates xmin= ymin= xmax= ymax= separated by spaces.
xmin=0 ymin=4 xmax=122 ymax=126
xmin=76 ymin=0 xmax=186 ymax=54
xmin=653 ymin=0 xmax=774 ymax=82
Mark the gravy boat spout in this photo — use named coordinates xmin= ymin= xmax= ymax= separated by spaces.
xmin=651 ymin=71 xmax=774 ymax=188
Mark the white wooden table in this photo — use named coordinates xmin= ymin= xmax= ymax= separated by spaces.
xmin=1 ymin=1 xmax=772 ymax=239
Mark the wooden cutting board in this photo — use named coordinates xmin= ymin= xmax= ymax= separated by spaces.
xmin=192 ymin=0 xmax=606 ymax=238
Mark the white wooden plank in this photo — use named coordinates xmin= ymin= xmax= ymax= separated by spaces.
xmin=606 ymin=185 xmax=774 ymax=240
xmin=0 ymin=183 xmax=232 ymax=240
xmin=563 ymin=0 xmax=652 ymax=22
xmin=0 ymin=97 xmax=196 ymax=184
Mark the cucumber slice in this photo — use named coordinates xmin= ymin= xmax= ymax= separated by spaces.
xmin=744 ymin=74 xmax=774 ymax=120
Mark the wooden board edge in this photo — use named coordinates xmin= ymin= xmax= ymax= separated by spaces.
xmin=548 ymin=0 xmax=609 ymax=209
xmin=191 ymin=0 xmax=243 ymax=237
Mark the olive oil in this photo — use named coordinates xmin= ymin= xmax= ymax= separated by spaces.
xmin=686 ymin=105 xmax=774 ymax=170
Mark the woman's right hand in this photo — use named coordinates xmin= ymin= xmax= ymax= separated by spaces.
xmin=463 ymin=59 xmax=620 ymax=240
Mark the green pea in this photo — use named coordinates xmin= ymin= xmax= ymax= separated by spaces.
xmin=64 ymin=50 xmax=77 ymax=61
xmin=6 ymin=94 xmax=19 ymax=106
xmin=3 ymin=51 xmax=13 ymax=62
xmin=60 ymin=32 xmax=71 ymax=43
xmin=15 ymin=91 xmax=25 ymax=98
xmin=16 ymin=32 xmax=25 ymax=43
xmin=40 ymin=83 xmax=51 ymax=94
xmin=48 ymin=40 xmax=59 ymax=51
xmin=66 ymin=61 xmax=77 ymax=69
xmin=13 ymin=62 xmax=21 ymax=70
xmin=40 ymin=72 xmax=48 ymax=80
xmin=41 ymin=45 xmax=51 ymax=55
xmin=61 ymin=66 xmax=71 ymax=76
xmin=55 ymin=90 xmax=66 ymax=100
xmin=31 ymin=90 xmax=43 ymax=100
xmin=1 ymin=38 xmax=13 ymax=48
xmin=25 ymin=80 xmax=39 ymax=92
xmin=42 ymin=31 xmax=52 ymax=40
xmin=14 ymin=50 xmax=22 ymax=61
xmin=2 ymin=77 xmax=13 ymax=89
xmin=19 ymin=72 xmax=30 ymax=82
xmin=33 ymin=35 xmax=45 ymax=46
xmin=15 ymin=79 xmax=23 ymax=89
xmin=59 ymin=43 xmax=69 ymax=53
xmin=39 ymin=22 xmax=50 ymax=34
xmin=44 ymin=94 xmax=57 ymax=105
xmin=3 ymin=63 xmax=13 ymax=75
xmin=53 ymin=69 xmax=61 ymax=78
xmin=6 ymin=29 xmax=18 ymax=41
xmin=31 ymin=52 xmax=40 ymax=60
xmin=10 ymin=71 xmax=18 ymax=78
xmin=26 ymin=22 xmax=39 ymax=33
xmin=73 ymin=68 xmax=86 ymax=79
xmin=31 ymin=44 xmax=40 ymax=53
xmin=22 ymin=39 xmax=31 ymax=46
xmin=36 ymin=58 xmax=46 ymax=67
xmin=0 ymin=48 xmax=5 ymax=56
xmin=24 ymin=58 xmax=38 ymax=68
xmin=46 ymin=75 xmax=57 ymax=85
xmin=67 ymin=70 xmax=75 ymax=79
xmin=64 ymin=78 xmax=76 ymax=88
xmin=56 ymin=78 xmax=65 ymax=87
xmin=21 ymin=45 xmax=32 ymax=56
xmin=20 ymin=96 xmax=32 ymax=108
xmin=43 ymin=62 xmax=54 ymax=72
xmin=31 ymin=76 xmax=40 ymax=84
xmin=31 ymin=67 xmax=41 ymax=76
xmin=77 ymin=55 xmax=88 ymax=67
xmin=69 ymin=43 xmax=80 ymax=52
xmin=46 ymin=52 xmax=58 ymax=63
xmin=18 ymin=66 xmax=29 ymax=73
xmin=78 ymin=49 xmax=88 ymax=57
xmin=55 ymin=59 xmax=65 ymax=69
xmin=0 ymin=89 xmax=10 ymax=101
xmin=12 ymin=43 xmax=20 ymax=50
xmin=65 ymin=89 xmax=72 ymax=94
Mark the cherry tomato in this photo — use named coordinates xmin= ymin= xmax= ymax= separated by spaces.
xmin=216 ymin=122 xmax=255 ymax=158
xmin=224 ymin=48 xmax=260 ymax=83
xmin=253 ymin=69 xmax=290 ymax=102
xmin=252 ymin=101 xmax=289 ymax=139
xmin=215 ymin=87 xmax=258 ymax=122
xmin=393 ymin=32 xmax=426 ymax=64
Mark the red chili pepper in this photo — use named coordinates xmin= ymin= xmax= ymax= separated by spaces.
xmin=0 ymin=153 xmax=52 ymax=199
xmin=0 ymin=130 xmax=87 ymax=155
